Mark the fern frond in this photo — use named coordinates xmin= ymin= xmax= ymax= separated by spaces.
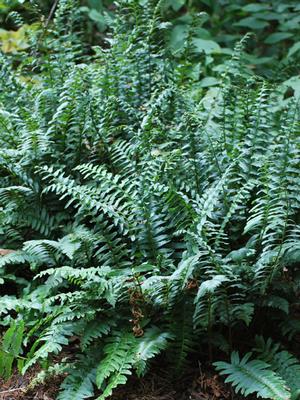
xmin=58 ymin=364 xmax=96 ymax=400
xmin=254 ymin=337 xmax=300 ymax=399
xmin=134 ymin=326 xmax=172 ymax=377
xmin=96 ymin=331 xmax=137 ymax=399
xmin=214 ymin=351 xmax=290 ymax=400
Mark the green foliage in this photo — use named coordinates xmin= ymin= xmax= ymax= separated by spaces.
xmin=162 ymin=0 xmax=300 ymax=81
xmin=214 ymin=352 xmax=290 ymax=400
xmin=0 ymin=320 xmax=25 ymax=380
xmin=80 ymin=0 xmax=114 ymax=33
xmin=214 ymin=338 xmax=300 ymax=400
xmin=58 ymin=360 xmax=96 ymax=400
xmin=0 ymin=1 xmax=299 ymax=399
xmin=254 ymin=337 xmax=300 ymax=400
xmin=1 ymin=0 xmax=300 ymax=82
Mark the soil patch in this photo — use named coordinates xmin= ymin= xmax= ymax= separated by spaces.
xmin=0 ymin=367 xmax=232 ymax=400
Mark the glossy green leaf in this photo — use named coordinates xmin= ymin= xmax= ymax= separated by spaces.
xmin=164 ymin=0 xmax=186 ymax=11
xmin=235 ymin=17 xmax=269 ymax=30
xmin=169 ymin=24 xmax=189 ymax=53
xmin=288 ymin=42 xmax=300 ymax=58
xmin=242 ymin=3 xmax=270 ymax=12
xmin=264 ymin=32 xmax=293 ymax=44
xmin=192 ymin=38 xmax=221 ymax=54
xmin=199 ymin=77 xmax=219 ymax=87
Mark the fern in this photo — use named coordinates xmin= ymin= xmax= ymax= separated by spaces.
xmin=58 ymin=361 xmax=96 ymax=400
xmin=134 ymin=326 xmax=172 ymax=377
xmin=214 ymin=352 xmax=290 ymax=400
xmin=254 ymin=337 xmax=300 ymax=400
xmin=95 ymin=332 xmax=137 ymax=398
xmin=0 ymin=0 xmax=299 ymax=398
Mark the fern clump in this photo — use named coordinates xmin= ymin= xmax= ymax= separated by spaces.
xmin=0 ymin=0 xmax=299 ymax=399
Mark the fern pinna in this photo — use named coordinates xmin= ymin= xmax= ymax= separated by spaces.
xmin=0 ymin=1 xmax=299 ymax=399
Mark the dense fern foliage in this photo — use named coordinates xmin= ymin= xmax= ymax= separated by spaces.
xmin=0 ymin=1 xmax=300 ymax=399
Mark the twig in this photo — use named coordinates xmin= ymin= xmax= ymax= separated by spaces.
xmin=0 ymin=387 xmax=25 ymax=395
xmin=45 ymin=0 xmax=60 ymax=30
xmin=34 ymin=0 xmax=59 ymax=55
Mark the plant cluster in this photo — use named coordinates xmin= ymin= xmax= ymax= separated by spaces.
xmin=0 ymin=1 xmax=299 ymax=399
xmin=2 ymin=0 xmax=300 ymax=83
xmin=164 ymin=0 xmax=300 ymax=80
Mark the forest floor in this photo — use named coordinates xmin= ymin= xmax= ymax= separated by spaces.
xmin=0 ymin=365 xmax=232 ymax=400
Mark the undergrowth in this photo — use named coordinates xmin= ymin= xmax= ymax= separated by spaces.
xmin=0 ymin=1 xmax=299 ymax=399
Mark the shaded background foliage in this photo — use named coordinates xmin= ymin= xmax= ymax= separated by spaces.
xmin=1 ymin=0 xmax=300 ymax=81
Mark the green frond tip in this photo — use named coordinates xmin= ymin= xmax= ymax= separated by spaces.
xmin=95 ymin=328 xmax=172 ymax=399
xmin=96 ymin=332 xmax=136 ymax=399
xmin=135 ymin=327 xmax=173 ymax=377
xmin=214 ymin=351 xmax=290 ymax=400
